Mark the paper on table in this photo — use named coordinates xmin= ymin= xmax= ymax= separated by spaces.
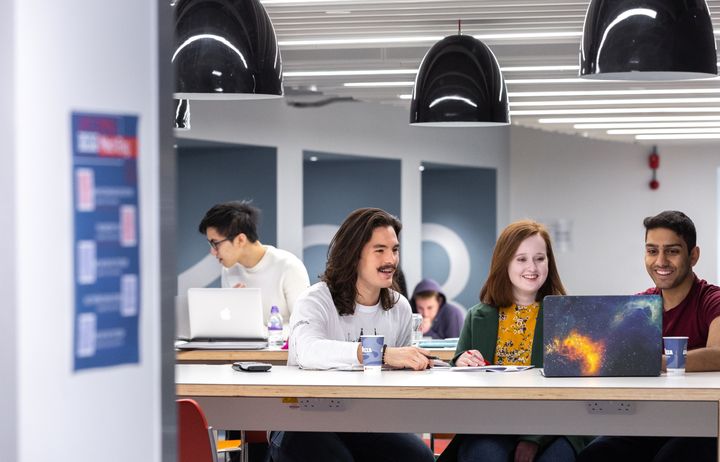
xmin=449 ymin=365 xmax=534 ymax=372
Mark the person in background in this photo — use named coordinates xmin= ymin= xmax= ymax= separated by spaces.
xmin=271 ymin=207 xmax=435 ymax=462
xmin=198 ymin=200 xmax=310 ymax=322
xmin=439 ymin=220 xmax=590 ymax=462
xmin=411 ymin=278 xmax=465 ymax=339
xmin=578 ymin=211 xmax=720 ymax=462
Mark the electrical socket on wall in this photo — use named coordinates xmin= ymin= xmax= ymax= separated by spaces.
xmin=298 ymin=398 xmax=345 ymax=411
xmin=585 ymin=401 xmax=636 ymax=415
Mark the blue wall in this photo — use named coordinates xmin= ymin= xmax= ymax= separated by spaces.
xmin=177 ymin=143 xmax=277 ymax=284
xmin=303 ymin=155 xmax=401 ymax=283
xmin=421 ymin=165 xmax=496 ymax=309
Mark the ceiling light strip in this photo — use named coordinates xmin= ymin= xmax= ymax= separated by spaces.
xmin=277 ymin=31 xmax=581 ymax=46
xmin=509 ymin=88 xmax=720 ymax=97
xmin=512 ymin=107 xmax=720 ymax=116
xmin=344 ymin=81 xmax=414 ymax=87
xmin=635 ymin=134 xmax=720 ymax=139
xmin=285 ymin=69 xmax=417 ymax=77
xmin=285 ymin=65 xmax=579 ymax=78
xmin=607 ymin=127 xmax=720 ymax=134
xmin=575 ymin=121 xmax=720 ymax=129
xmin=510 ymin=97 xmax=720 ymax=107
xmin=538 ymin=115 xmax=720 ymax=123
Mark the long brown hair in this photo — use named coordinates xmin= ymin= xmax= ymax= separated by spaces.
xmin=480 ymin=220 xmax=565 ymax=307
xmin=321 ymin=208 xmax=402 ymax=315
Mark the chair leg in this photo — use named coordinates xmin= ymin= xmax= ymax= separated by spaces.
xmin=241 ymin=430 xmax=248 ymax=462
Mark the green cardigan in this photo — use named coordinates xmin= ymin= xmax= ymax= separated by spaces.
xmin=438 ymin=302 xmax=592 ymax=461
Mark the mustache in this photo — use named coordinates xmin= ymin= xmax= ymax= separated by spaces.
xmin=378 ymin=264 xmax=397 ymax=272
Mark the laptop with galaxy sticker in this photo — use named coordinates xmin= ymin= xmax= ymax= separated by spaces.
xmin=542 ymin=295 xmax=663 ymax=377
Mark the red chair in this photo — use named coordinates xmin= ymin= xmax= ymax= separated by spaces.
xmin=178 ymin=398 xmax=243 ymax=462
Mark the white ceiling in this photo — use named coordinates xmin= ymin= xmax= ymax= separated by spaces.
xmin=262 ymin=0 xmax=720 ymax=144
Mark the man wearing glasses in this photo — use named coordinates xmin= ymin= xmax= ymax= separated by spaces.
xmin=198 ymin=200 xmax=310 ymax=323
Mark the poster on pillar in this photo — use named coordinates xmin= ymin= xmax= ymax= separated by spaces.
xmin=71 ymin=112 xmax=140 ymax=371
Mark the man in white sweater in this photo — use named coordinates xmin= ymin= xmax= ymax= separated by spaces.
xmin=271 ymin=208 xmax=435 ymax=462
xmin=198 ymin=201 xmax=310 ymax=323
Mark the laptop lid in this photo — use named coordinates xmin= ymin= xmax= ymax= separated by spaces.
xmin=175 ymin=294 xmax=190 ymax=340
xmin=542 ymin=295 xmax=662 ymax=377
xmin=187 ymin=287 xmax=266 ymax=340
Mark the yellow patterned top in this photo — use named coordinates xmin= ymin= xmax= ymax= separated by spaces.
xmin=493 ymin=303 xmax=540 ymax=365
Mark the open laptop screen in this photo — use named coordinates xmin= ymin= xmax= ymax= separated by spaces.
xmin=186 ymin=287 xmax=266 ymax=341
xmin=543 ymin=295 xmax=662 ymax=377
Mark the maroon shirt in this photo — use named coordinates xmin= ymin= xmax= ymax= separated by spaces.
xmin=641 ymin=275 xmax=720 ymax=351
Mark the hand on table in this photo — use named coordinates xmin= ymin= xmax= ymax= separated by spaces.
xmin=455 ymin=350 xmax=488 ymax=367
xmin=384 ymin=346 xmax=433 ymax=370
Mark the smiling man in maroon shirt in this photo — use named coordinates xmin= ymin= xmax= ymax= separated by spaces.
xmin=579 ymin=211 xmax=720 ymax=462
xmin=641 ymin=210 xmax=720 ymax=370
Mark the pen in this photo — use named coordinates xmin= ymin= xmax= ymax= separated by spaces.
xmin=423 ymin=354 xmax=440 ymax=360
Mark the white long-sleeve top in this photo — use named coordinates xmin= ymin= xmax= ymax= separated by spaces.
xmin=221 ymin=245 xmax=310 ymax=323
xmin=288 ymin=282 xmax=412 ymax=369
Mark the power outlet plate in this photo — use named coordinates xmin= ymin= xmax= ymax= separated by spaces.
xmin=585 ymin=401 xmax=636 ymax=415
xmin=298 ymin=398 xmax=345 ymax=411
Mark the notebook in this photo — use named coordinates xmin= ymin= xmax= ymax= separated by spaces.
xmin=542 ymin=295 xmax=663 ymax=377
xmin=176 ymin=287 xmax=268 ymax=350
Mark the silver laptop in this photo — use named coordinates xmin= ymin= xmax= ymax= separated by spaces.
xmin=175 ymin=294 xmax=191 ymax=340
xmin=176 ymin=287 xmax=268 ymax=350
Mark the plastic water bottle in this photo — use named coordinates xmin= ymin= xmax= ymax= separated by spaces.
xmin=267 ymin=305 xmax=284 ymax=349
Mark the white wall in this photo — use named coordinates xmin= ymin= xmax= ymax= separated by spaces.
xmin=510 ymin=125 xmax=720 ymax=295
xmin=5 ymin=1 xmax=164 ymax=461
xmin=177 ymin=99 xmax=510 ymax=288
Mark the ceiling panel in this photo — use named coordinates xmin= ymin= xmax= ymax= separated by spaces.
xmin=262 ymin=0 xmax=720 ymax=143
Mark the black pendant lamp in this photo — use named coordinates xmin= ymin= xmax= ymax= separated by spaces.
xmin=410 ymin=24 xmax=509 ymax=126
xmin=580 ymin=0 xmax=717 ymax=80
xmin=172 ymin=0 xmax=283 ymax=99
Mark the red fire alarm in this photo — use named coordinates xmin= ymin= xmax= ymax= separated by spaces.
xmin=648 ymin=146 xmax=660 ymax=190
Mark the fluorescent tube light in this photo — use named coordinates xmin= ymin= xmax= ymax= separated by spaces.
xmin=285 ymin=69 xmax=417 ymax=77
xmin=285 ymin=65 xmax=578 ymax=78
xmin=505 ymin=78 xmax=588 ymax=84
xmin=608 ymin=128 xmax=720 ymax=134
xmin=538 ymin=115 xmax=720 ymax=123
xmin=510 ymin=97 xmax=720 ymax=107
xmin=635 ymin=134 xmax=720 ymax=140
xmin=344 ymin=81 xmax=414 ymax=87
xmin=278 ymin=32 xmax=582 ymax=47
xmin=575 ymin=121 xmax=720 ymax=129
xmin=512 ymin=107 xmax=720 ymax=116
xmin=509 ymin=88 xmax=720 ymax=97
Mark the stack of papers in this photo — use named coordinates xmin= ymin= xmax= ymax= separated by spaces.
xmin=449 ymin=365 xmax=534 ymax=373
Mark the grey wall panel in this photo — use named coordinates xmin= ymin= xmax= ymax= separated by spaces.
xmin=421 ymin=166 xmax=496 ymax=310
xmin=303 ymin=157 xmax=401 ymax=284
xmin=177 ymin=145 xmax=277 ymax=280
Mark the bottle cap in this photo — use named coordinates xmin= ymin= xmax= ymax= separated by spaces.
xmin=270 ymin=305 xmax=279 ymax=313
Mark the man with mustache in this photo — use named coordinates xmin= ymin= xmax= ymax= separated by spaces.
xmin=271 ymin=208 xmax=435 ymax=462
xmin=579 ymin=210 xmax=720 ymax=462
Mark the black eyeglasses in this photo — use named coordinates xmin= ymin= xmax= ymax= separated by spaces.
xmin=208 ymin=237 xmax=231 ymax=250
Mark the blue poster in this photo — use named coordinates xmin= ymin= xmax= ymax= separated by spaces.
xmin=72 ymin=112 xmax=140 ymax=371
